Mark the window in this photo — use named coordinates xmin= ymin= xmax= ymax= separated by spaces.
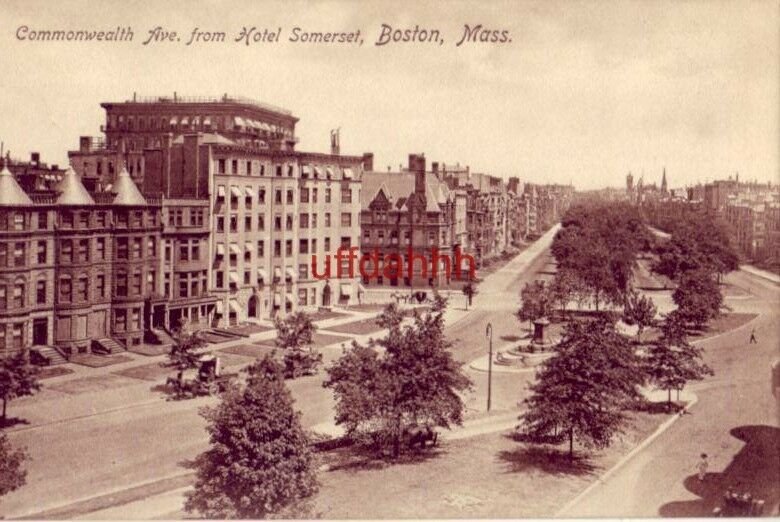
xmin=117 ymin=238 xmax=128 ymax=259
xmin=275 ymin=165 xmax=282 ymax=177
xmin=115 ymin=310 xmax=126 ymax=332
xmin=244 ymin=271 xmax=251 ymax=285
xmin=217 ymin=216 xmax=225 ymax=232
xmin=286 ymin=215 xmax=293 ymax=230
xmin=312 ymin=188 xmax=318 ymax=203
xmin=96 ymin=274 xmax=105 ymax=298
xmin=274 ymin=240 xmax=281 ymax=257
xmin=275 ymin=189 xmax=282 ymax=204
xmin=285 ymin=240 xmax=293 ymax=256
xmin=36 ymin=280 xmax=46 ymax=304
xmin=258 ymin=214 xmax=265 ymax=230
xmin=258 ymin=240 xmax=264 ymax=257
xmin=13 ymin=213 xmax=24 ymax=231
xmin=116 ymin=272 xmax=127 ymax=297
xmin=147 ymin=272 xmax=155 ymax=294
xmin=311 ymin=238 xmax=317 ymax=252
xmin=298 ymin=288 xmax=307 ymax=306
xmin=312 ymin=214 xmax=318 ymax=228
xmin=300 ymin=214 xmax=309 ymax=228
xmin=231 ymin=159 xmax=238 ymax=175
xmin=246 ymin=160 xmax=252 ymax=175
xmin=116 ymin=211 xmax=128 ymax=227
xmin=147 ymin=238 xmax=156 ymax=257
xmin=37 ymin=241 xmax=47 ymax=264
xmin=60 ymin=277 xmax=72 ymax=302
xmin=218 ymin=159 xmax=226 ymax=174
xmin=324 ymin=237 xmax=331 ymax=251
xmin=180 ymin=243 xmax=189 ymax=261
xmin=62 ymin=211 xmax=74 ymax=228
xmin=274 ymin=215 xmax=282 ymax=231
xmin=133 ymin=211 xmax=143 ymax=227
xmin=14 ymin=242 xmax=25 ymax=266
xmin=77 ymin=276 xmax=88 ymax=301
xmin=0 ymin=284 xmax=5 ymax=310
xmin=131 ymin=270 xmax=142 ymax=295
xmin=286 ymin=190 xmax=293 ymax=204
xmin=325 ymin=213 xmax=331 ymax=227
xmin=38 ymin=211 xmax=48 ymax=230
xmin=96 ymin=238 xmax=106 ymax=260
xmin=300 ymin=188 xmax=310 ymax=203
xmin=299 ymin=239 xmax=309 ymax=254
xmin=0 ymin=244 xmax=6 ymax=267
xmin=79 ymin=212 xmax=89 ymax=228
xmin=341 ymin=213 xmax=352 ymax=227
xmin=230 ymin=215 xmax=238 ymax=232
xmin=216 ymin=271 xmax=224 ymax=288
xmin=132 ymin=238 xmax=142 ymax=259
xmin=299 ymin=263 xmax=308 ymax=281
xmin=78 ymin=239 xmax=89 ymax=262
xmin=245 ymin=216 xmax=252 ymax=231
xmin=325 ymin=188 xmax=332 ymax=203
xmin=258 ymin=188 xmax=266 ymax=204
xmin=287 ymin=165 xmax=294 ymax=177
xmin=12 ymin=323 xmax=23 ymax=349
xmin=341 ymin=187 xmax=352 ymax=203
xmin=164 ymin=273 xmax=171 ymax=297
xmin=191 ymin=241 xmax=200 ymax=261
xmin=131 ymin=308 xmax=141 ymax=331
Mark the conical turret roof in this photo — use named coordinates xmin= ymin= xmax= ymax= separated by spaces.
xmin=56 ymin=168 xmax=95 ymax=205
xmin=112 ymin=167 xmax=147 ymax=205
xmin=0 ymin=166 xmax=33 ymax=206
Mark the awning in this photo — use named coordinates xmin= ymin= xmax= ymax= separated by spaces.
xmin=343 ymin=168 xmax=354 ymax=179
xmin=340 ymin=283 xmax=353 ymax=297
xmin=273 ymin=293 xmax=281 ymax=307
xmin=244 ymin=186 xmax=253 ymax=198
xmin=169 ymin=117 xmax=178 ymax=125
xmin=301 ymin=165 xmax=312 ymax=177
xmin=274 ymin=267 xmax=282 ymax=280
xmin=285 ymin=294 xmax=293 ymax=304
xmin=326 ymin=167 xmax=334 ymax=178
xmin=259 ymin=122 xmax=271 ymax=131
xmin=203 ymin=117 xmax=212 ymax=126
xmin=285 ymin=267 xmax=297 ymax=282
xmin=215 ymin=301 xmax=224 ymax=313
xmin=229 ymin=300 xmax=241 ymax=313
xmin=244 ymin=241 xmax=254 ymax=253
xmin=313 ymin=166 xmax=322 ymax=178
xmin=217 ymin=186 xmax=225 ymax=198
xmin=216 ymin=243 xmax=225 ymax=255
xmin=229 ymin=243 xmax=241 ymax=255
xmin=229 ymin=271 xmax=240 ymax=284
xmin=233 ymin=116 xmax=246 ymax=127
xmin=257 ymin=268 xmax=268 ymax=282
xmin=230 ymin=186 xmax=242 ymax=198
xmin=180 ymin=117 xmax=189 ymax=126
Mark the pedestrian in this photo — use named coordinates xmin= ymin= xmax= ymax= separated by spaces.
xmin=697 ymin=453 xmax=709 ymax=481
xmin=749 ymin=328 xmax=757 ymax=344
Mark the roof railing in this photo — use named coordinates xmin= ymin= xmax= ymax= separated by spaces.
xmin=123 ymin=94 xmax=293 ymax=116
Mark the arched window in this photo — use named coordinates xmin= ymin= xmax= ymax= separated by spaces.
xmin=59 ymin=275 xmax=72 ymax=303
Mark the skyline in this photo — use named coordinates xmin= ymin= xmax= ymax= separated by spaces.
xmin=0 ymin=0 xmax=777 ymax=190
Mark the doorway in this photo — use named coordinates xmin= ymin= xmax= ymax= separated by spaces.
xmin=32 ymin=318 xmax=48 ymax=346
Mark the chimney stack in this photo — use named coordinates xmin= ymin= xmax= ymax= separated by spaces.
xmin=361 ymin=152 xmax=374 ymax=172
xmin=31 ymin=152 xmax=40 ymax=165
xmin=408 ymin=153 xmax=426 ymax=196
xmin=330 ymin=129 xmax=340 ymax=155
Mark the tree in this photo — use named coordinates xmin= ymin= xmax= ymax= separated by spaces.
xmin=0 ymin=351 xmax=41 ymax=425
xmin=672 ymin=269 xmax=723 ymax=329
xmin=274 ymin=312 xmax=321 ymax=378
xmin=185 ymin=356 xmax=318 ymax=519
xmin=623 ymin=290 xmax=657 ymax=343
xmin=518 ymin=317 xmax=645 ymax=459
xmin=645 ymin=313 xmax=714 ymax=408
xmin=462 ymin=281 xmax=477 ymax=309
xmin=324 ymin=300 xmax=472 ymax=458
xmin=0 ymin=434 xmax=27 ymax=498
xmin=517 ymin=280 xmax=553 ymax=329
xmin=161 ymin=330 xmax=207 ymax=398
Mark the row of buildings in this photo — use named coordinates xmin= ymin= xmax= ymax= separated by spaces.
xmin=0 ymin=94 xmax=571 ymax=361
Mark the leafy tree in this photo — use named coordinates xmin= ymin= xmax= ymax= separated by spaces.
xmin=185 ymin=356 xmax=318 ymax=519
xmin=519 ymin=317 xmax=645 ymax=459
xmin=0 ymin=434 xmax=27 ymax=498
xmin=324 ymin=301 xmax=472 ymax=458
xmin=623 ymin=290 xmax=657 ymax=343
xmin=672 ymin=269 xmax=723 ymax=329
xmin=645 ymin=313 xmax=714 ymax=408
xmin=517 ymin=280 xmax=553 ymax=329
xmin=0 ymin=351 xmax=41 ymax=424
xmin=462 ymin=281 xmax=477 ymax=309
xmin=161 ymin=330 xmax=207 ymax=398
xmin=274 ymin=312 xmax=321 ymax=378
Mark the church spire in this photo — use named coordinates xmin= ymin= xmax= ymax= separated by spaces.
xmin=661 ymin=167 xmax=668 ymax=194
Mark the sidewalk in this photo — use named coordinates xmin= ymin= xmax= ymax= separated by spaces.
xmin=740 ymin=264 xmax=780 ymax=284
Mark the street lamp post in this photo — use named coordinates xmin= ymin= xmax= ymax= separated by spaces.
xmin=485 ymin=322 xmax=493 ymax=412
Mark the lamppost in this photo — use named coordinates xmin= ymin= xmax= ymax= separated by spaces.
xmin=485 ymin=322 xmax=493 ymax=412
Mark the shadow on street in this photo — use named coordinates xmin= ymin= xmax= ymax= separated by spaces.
xmin=658 ymin=425 xmax=780 ymax=517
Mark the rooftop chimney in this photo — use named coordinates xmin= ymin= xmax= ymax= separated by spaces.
xmin=330 ymin=129 xmax=340 ymax=155
xmin=362 ymin=152 xmax=374 ymax=171
xmin=31 ymin=152 xmax=40 ymax=166
xmin=408 ymin=153 xmax=426 ymax=196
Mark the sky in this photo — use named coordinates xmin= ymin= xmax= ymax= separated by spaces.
xmin=0 ymin=0 xmax=778 ymax=190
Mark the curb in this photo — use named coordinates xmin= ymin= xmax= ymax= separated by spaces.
xmin=556 ymin=391 xmax=699 ymax=517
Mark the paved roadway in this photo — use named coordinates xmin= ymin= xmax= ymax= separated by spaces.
xmin=562 ymin=268 xmax=780 ymax=517
xmin=0 ymin=227 xmax=559 ymax=519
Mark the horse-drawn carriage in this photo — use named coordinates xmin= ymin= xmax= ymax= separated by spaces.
xmin=166 ymin=355 xmax=238 ymax=396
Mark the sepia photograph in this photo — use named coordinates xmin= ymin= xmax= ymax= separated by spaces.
xmin=0 ymin=0 xmax=778 ymax=519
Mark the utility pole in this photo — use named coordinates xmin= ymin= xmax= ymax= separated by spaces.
xmin=485 ymin=322 xmax=493 ymax=412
